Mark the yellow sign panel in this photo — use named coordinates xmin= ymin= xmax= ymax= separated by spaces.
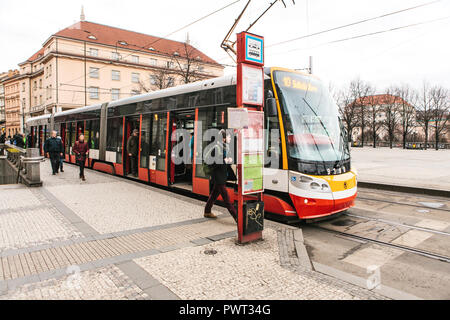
xmin=282 ymin=76 xmax=318 ymax=92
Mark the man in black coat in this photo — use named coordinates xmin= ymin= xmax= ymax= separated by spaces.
xmin=126 ymin=129 xmax=139 ymax=177
xmin=44 ymin=131 xmax=64 ymax=175
xmin=204 ymin=129 xmax=237 ymax=221
xmin=15 ymin=133 xmax=25 ymax=149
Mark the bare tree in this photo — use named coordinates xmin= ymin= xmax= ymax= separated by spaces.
xmin=336 ymin=85 xmax=358 ymax=144
xmin=363 ymin=88 xmax=383 ymax=148
xmin=393 ymin=84 xmax=418 ymax=149
xmin=351 ymin=78 xmax=371 ymax=146
xmin=416 ymin=82 xmax=434 ymax=150
xmin=171 ymin=42 xmax=206 ymax=84
xmin=139 ymin=68 xmax=175 ymax=93
xmin=430 ymin=86 xmax=449 ymax=150
xmin=383 ymin=88 xmax=402 ymax=149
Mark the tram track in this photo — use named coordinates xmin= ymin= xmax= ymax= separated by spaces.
xmin=355 ymin=194 xmax=450 ymax=212
xmin=307 ymin=224 xmax=450 ymax=264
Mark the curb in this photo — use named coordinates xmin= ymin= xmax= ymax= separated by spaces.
xmin=358 ymin=181 xmax=450 ymax=198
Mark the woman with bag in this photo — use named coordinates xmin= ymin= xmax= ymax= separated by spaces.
xmin=73 ymin=135 xmax=89 ymax=181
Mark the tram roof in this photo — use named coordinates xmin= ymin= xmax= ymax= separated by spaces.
xmin=108 ymin=74 xmax=239 ymax=108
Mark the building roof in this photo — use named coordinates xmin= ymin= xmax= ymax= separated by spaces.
xmin=25 ymin=48 xmax=45 ymax=63
xmin=34 ymin=21 xmax=221 ymax=66
xmin=354 ymin=94 xmax=411 ymax=107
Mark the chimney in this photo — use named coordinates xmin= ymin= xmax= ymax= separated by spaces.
xmin=80 ymin=6 xmax=86 ymax=21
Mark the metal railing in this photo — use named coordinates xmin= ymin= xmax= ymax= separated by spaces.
xmin=2 ymin=143 xmax=44 ymax=186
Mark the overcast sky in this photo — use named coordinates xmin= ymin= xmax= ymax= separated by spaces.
xmin=1 ymin=0 xmax=449 ymax=92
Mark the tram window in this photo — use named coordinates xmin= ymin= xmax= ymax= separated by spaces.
xmin=265 ymin=110 xmax=282 ymax=169
xmin=90 ymin=120 xmax=100 ymax=149
xmin=70 ymin=123 xmax=76 ymax=151
xmin=65 ymin=123 xmax=71 ymax=154
xmin=195 ymin=106 xmax=228 ymax=178
xmin=106 ymin=117 xmax=123 ymax=164
xmin=140 ymin=115 xmax=151 ymax=168
xmin=150 ymin=113 xmax=167 ymax=171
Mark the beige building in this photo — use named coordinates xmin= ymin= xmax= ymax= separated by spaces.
xmin=1 ymin=70 xmax=21 ymax=137
xmin=12 ymin=16 xmax=223 ymax=129
xmin=0 ymin=72 xmax=7 ymax=131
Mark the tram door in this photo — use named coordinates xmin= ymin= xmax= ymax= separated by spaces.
xmin=124 ymin=116 xmax=141 ymax=177
xmin=169 ymin=110 xmax=195 ymax=190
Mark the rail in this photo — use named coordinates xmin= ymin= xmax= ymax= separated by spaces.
xmin=1 ymin=143 xmax=44 ymax=186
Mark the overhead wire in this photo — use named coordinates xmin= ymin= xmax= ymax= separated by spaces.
xmin=266 ymin=0 xmax=443 ymax=48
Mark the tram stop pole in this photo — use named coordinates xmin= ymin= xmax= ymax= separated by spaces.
xmin=230 ymin=32 xmax=265 ymax=245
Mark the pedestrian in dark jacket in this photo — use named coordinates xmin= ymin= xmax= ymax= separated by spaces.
xmin=27 ymin=133 xmax=33 ymax=148
xmin=126 ymin=129 xmax=139 ymax=177
xmin=44 ymin=131 xmax=64 ymax=175
xmin=73 ymin=134 xmax=89 ymax=181
xmin=15 ymin=133 xmax=25 ymax=148
xmin=0 ymin=131 xmax=5 ymax=144
xmin=204 ymin=129 xmax=237 ymax=221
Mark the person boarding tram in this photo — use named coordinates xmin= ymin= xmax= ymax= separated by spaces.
xmin=127 ymin=129 xmax=139 ymax=177
xmin=203 ymin=129 xmax=237 ymax=222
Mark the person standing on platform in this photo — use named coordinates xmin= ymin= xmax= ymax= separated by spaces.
xmin=127 ymin=129 xmax=139 ymax=177
xmin=204 ymin=129 xmax=237 ymax=222
xmin=73 ymin=134 xmax=89 ymax=181
xmin=44 ymin=131 xmax=63 ymax=175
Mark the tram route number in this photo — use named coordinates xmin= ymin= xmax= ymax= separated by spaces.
xmin=179 ymin=304 xmax=271 ymax=317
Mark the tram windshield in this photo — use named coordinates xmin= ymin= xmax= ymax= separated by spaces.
xmin=273 ymin=70 xmax=350 ymax=175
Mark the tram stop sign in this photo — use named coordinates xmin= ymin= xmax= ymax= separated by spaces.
xmin=234 ymin=31 xmax=265 ymax=244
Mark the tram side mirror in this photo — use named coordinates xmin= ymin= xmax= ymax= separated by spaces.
xmin=266 ymin=98 xmax=277 ymax=117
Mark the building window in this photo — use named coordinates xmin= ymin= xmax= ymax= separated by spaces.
xmin=34 ymin=96 xmax=37 ymax=106
xmin=112 ymin=70 xmax=120 ymax=81
xmin=34 ymin=81 xmax=37 ymax=91
xmin=131 ymin=73 xmax=140 ymax=83
xmin=22 ymin=98 xmax=26 ymax=107
xmin=131 ymin=55 xmax=139 ymax=64
xmin=89 ymin=67 xmax=99 ymax=79
xmin=150 ymin=75 xmax=157 ymax=85
xmin=149 ymin=58 xmax=157 ymax=66
xmin=49 ymin=85 xmax=52 ymax=98
xmin=89 ymin=87 xmax=99 ymax=99
xmin=39 ymin=95 xmax=43 ymax=105
xmin=90 ymin=48 xmax=98 ymax=57
xmin=111 ymin=89 xmax=120 ymax=101
xmin=167 ymin=77 xmax=174 ymax=87
xmin=112 ymin=52 xmax=120 ymax=60
xmin=166 ymin=61 xmax=174 ymax=69
xmin=48 ymin=64 xmax=52 ymax=76
xmin=22 ymin=83 xmax=25 ymax=92
xmin=39 ymin=79 xmax=42 ymax=89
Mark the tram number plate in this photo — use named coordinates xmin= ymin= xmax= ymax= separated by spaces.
xmin=243 ymin=201 xmax=264 ymax=235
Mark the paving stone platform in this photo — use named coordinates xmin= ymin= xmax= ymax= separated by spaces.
xmin=0 ymin=160 xmax=387 ymax=300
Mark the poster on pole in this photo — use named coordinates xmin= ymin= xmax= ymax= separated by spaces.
xmin=241 ymin=110 xmax=264 ymax=195
xmin=241 ymin=64 xmax=264 ymax=106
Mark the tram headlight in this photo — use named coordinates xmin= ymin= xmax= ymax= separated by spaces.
xmin=299 ymin=175 xmax=313 ymax=183
xmin=310 ymin=182 xmax=321 ymax=190
xmin=321 ymin=184 xmax=329 ymax=191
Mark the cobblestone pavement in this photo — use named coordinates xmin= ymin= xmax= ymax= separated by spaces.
xmin=0 ymin=186 xmax=81 ymax=252
xmin=0 ymin=162 xmax=387 ymax=300
xmin=42 ymin=162 xmax=216 ymax=234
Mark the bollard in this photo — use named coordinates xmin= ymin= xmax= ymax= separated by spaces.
xmin=26 ymin=148 xmax=42 ymax=186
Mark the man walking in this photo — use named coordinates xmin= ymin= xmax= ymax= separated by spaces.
xmin=73 ymin=134 xmax=89 ymax=181
xmin=127 ymin=129 xmax=139 ymax=177
xmin=204 ymin=129 xmax=237 ymax=222
xmin=44 ymin=131 xmax=64 ymax=175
